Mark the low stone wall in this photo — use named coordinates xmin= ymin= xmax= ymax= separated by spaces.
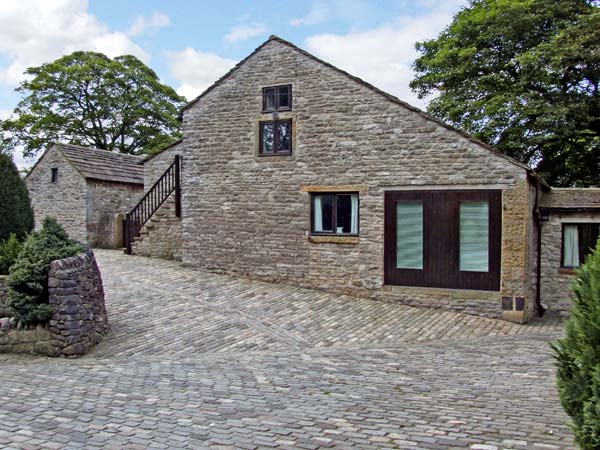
xmin=0 ymin=249 xmax=108 ymax=357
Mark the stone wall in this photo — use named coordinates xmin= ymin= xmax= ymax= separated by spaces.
xmin=143 ymin=141 xmax=182 ymax=191
xmin=131 ymin=192 xmax=182 ymax=260
xmin=47 ymin=249 xmax=108 ymax=356
xmin=26 ymin=145 xmax=88 ymax=242
xmin=540 ymin=211 xmax=600 ymax=315
xmin=0 ymin=249 xmax=108 ymax=356
xmin=86 ymin=180 xmax=143 ymax=248
xmin=181 ymin=38 xmax=538 ymax=321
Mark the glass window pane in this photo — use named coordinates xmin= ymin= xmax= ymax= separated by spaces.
xmin=261 ymin=122 xmax=274 ymax=153
xmin=579 ymin=224 xmax=600 ymax=264
xmin=264 ymin=88 xmax=276 ymax=111
xmin=396 ymin=201 xmax=423 ymax=270
xmin=276 ymin=120 xmax=291 ymax=152
xmin=278 ymin=86 xmax=290 ymax=109
xmin=336 ymin=195 xmax=352 ymax=234
xmin=563 ymin=224 xmax=580 ymax=267
xmin=460 ymin=202 xmax=489 ymax=272
xmin=313 ymin=194 xmax=333 ymax=232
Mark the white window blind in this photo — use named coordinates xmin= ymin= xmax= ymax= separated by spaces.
xmin=396 ymin=201 xmax=423 ymax=270
xmin=563 ymin=224 xmax=580 ymax=267
xmin=459 ymin=201 xmax=489 ymax=272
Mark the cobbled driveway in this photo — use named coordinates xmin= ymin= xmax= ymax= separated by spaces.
xmin=0 ymin=250 xmax=573 ymax=449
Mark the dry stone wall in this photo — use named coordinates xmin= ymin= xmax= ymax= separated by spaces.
xmin=181 ymin=39 xmax=537 ymax=321
xmin=0 ymin=249 xmax=108 ymax=356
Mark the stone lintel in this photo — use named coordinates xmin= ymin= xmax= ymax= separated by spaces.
xmin=300 ymin=185 xmax=368 ymax=193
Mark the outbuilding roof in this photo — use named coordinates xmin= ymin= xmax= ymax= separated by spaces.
xmin=540 ymin=188 xmax=600 ymax=211
xmin=54 ymin=143 xmax=144 ymax=185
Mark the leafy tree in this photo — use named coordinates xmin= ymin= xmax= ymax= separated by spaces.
xmin=410 ymin=0 xmax=600 ymax=186
xmin=0 ymin=153 xmax=34 ymax=241
xmin=2 ymin=51 xmax=186 ymax=158
xmin=552 ymin=237 xmax=600 ymax=448
xmin=8 ymin=218 xmax=81 ymax=325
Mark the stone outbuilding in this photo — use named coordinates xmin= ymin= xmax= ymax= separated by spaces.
xmin=539 ymin=188 xmax=600 ymax=314
xmin=26 ymin=143 xmax=144 ymax=248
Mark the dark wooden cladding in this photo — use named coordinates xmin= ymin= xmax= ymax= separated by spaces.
xmin=123 ymin=155 xmax=181 ymax=254
xmin=384 ymin=190 xmax=502 ymax=291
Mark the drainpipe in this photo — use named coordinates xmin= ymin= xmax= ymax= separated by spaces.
xmin=533 ymin=178 xmax=545 ymax=317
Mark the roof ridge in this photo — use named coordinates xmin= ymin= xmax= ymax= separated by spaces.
xmin=55 ymin=143 xmax=144 ymax=160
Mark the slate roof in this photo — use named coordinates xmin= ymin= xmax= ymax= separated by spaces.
xmin=55 ymin=143 xmax=144 ymax=185
xmin=540 ymin=188 xmax=600 ymax=210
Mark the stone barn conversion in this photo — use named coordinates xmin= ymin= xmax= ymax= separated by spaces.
xmin=26 ymin=143 xmax=144 ymax=248
xmin=27 ymin=36 xmax=600 ymax=323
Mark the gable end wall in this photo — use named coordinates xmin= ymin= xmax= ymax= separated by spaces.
xmin=181 ymin=40 xmax=537 ymax=320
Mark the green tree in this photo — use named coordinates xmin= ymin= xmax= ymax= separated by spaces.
xmin=0 ymin=153 xmax=34 ymax=241
xmin=2 ymin=51 xmax=186 ymax=158
xmin=8 ymin=218 xmax=81 ymax=325
xmin=410 ymin=0 xmax=600 ymax=186
xmin=552 ymin=238 xmax=600 ymax=448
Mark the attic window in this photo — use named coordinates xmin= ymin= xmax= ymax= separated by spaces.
xmin=51 ymin=168 xmax=58 ymax=183
xmin=263 ymin=85 xmax=292 ymax=112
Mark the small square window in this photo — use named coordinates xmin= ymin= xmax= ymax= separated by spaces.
xmin=259 ymin=119 xmax=292 ymax=155
xmin=311 ymin=193 xmax=359 ymax=235
xmin=51 ymin=168 xmax=58 ymax=183
xmin=262 ymin=85 xmax=292 ymax=112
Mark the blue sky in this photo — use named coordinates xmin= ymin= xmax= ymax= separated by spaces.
xmin=0 ymin=0 xmax=467 ymax=168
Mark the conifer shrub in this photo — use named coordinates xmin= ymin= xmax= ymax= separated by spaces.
xmin=0 ymin=153 xmax=34 ymax=241
xmin=7 ymin=218 xmax=81 ymax=325
xmin=0 ymin=233 xmax=23 ymax=275
xmin=552 ymin=238 xmax=600 ymax=449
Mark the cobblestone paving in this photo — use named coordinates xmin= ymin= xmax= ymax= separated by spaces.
xmin=0 ymin=250 xmax=573 ymax=449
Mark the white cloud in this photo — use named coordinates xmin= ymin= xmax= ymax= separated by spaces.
xmin=127 ymin=12 xmax=171 ymax=37
xmin=165 ymin=48 xmax=237 ymax=100
xmin=290 ymin=2 xmax=329 ymax=26
xmin=0 ymin=109 xmax=33 ymax=170
xmin=224 ymin=23 xmax=267 ymax=44
xmin=304 ymin=0 xmax=466 ymax=109
xmin=0 ymin=0 xmax=149 ymax=87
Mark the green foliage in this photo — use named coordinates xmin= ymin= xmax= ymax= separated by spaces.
xmin=1 ymin=51 xmax=186 ymax=158
xmin=0 ymin=153 xmax=34 ymax=241
xmin=7 ymin=218 xmax=81 ymax=325
xmin=552 ymin=237 xmax=600 ymax=448
xmin=410 ymin=0 xmax=600 ymax=187
xmin=0 ymin=234 xmax=23 ymax=275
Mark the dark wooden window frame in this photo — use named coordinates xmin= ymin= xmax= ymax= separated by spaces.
xmin=262 ymin=84 xmax=292 ymax=112
xmin=561 ymin=223 xmax=600 ymax=268
xmin=310 ymin=192 xmax=360 ymax=236
xmin=259 ymin=119 xmax=292 ymax=156
xmin=384 ymin=190 xmax=502 ymax=291
xmin=51 ymin=168 xmax=58 ymax=183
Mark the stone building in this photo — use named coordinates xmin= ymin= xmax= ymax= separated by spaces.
xmin=539 ymin=189 xmax=600 ymax=314
xmin=26 ymin=143 xmax=144 ymax=248
xmin=62 ymin=35 xmax=598 ymax=323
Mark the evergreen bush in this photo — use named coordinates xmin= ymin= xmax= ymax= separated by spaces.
xmin=0 ymin=153 xmax=34 ymax=241
xmin=0 ymin=233 xmax=23 ymax=275
xmin=552 ymin=238 xmax=600 ymax=449
xmin=7 ymin=218 xmax=81 ymax=325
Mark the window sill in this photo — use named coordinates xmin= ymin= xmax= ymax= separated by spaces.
xmin=309 ymin=235 xmax=359 ymax=244
xmin=558 ymin=267 xmax=577 ymax=275
xmin=257 ymin=153 xmax=292 ymax=157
